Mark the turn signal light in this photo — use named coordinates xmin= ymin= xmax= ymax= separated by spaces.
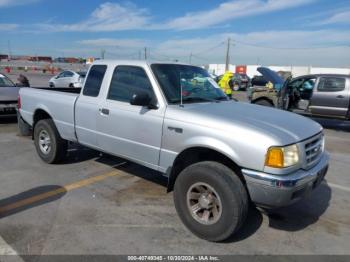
xmin=265 ymin=147 xmax=284 ymax=168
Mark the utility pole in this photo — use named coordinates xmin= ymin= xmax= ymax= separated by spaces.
xmin=225 ymin=38 xmax=231 ymax=72
xmin=7 ymin=40 xmax=12 ymax=61
xmin=101 ymin=49 xmax=106 ymax=59
xmin=144 ymin=47 xmax=147 ymax=60
xmin=189 ymin=52 xmax=193 ymax=64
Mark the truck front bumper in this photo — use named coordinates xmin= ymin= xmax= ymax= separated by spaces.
xmin=241 ymin=153 xmax=329 ymax=208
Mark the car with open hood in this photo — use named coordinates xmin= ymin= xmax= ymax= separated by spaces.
xmin=248 ymin=67 xmax=350 ymax=120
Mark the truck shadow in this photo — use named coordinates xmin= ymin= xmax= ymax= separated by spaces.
xmin=95 ymin=154 xmax=168 ymax=187
xmin=311 ymin=117 xmax=350 ymax=132
xmin=0 ymin=116 xmax=17 ymax=124
xmin=58 ymin=143 xmax=101 ymax=164
xmin=224 ymin=206 xmax=263 ymax=243
xmin=0 ymin=185 xmax=67 ymax=219
xmin=96 ymin=154 xmax=263 ymax=242
xmin=264 ymin=181 xmax=332 ymax=232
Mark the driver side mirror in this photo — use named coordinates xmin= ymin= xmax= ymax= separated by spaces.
xmin=130 ymin=91 xmax=158 ymax=109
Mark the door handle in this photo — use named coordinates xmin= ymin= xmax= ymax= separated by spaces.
xmin=336 ymin=95 xmax=345 ymax=99
xmin=99 ymin=108 xmax=109 ymax=115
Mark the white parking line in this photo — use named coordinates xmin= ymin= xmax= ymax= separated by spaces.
xmin=0 ymin=235 xmax=18 ymax=255
xmin=325 ymin=181 xmax=350 ymax=192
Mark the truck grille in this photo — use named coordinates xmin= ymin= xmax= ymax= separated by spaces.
xmin=303 ymin=133 xmax=324 ymax=169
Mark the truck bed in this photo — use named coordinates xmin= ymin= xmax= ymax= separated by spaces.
xmin=19 ymin=87 xmax=80 ymax=142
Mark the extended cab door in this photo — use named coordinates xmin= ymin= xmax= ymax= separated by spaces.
xmin=75 ymin=64 xmax=107 ymax=148
xmin=309 ymin=76 xmax=349 ymax=118
xmin=96 ymin=65 xmax=165 ymax=170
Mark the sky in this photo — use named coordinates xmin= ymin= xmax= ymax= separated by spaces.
xmin=0 ymin=0 xmax=349 ymax=67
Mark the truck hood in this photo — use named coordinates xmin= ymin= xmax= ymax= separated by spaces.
xmin=166 ymin=101 xmax=322 ymax=145
xmin=257 ymin=67 xmax=285 ymax=86
xmin=0 ymin=86 xmax=20 ymax=102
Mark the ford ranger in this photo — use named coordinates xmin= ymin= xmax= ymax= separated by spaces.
xmin=18 ymin=60 xmax=329 ymax=242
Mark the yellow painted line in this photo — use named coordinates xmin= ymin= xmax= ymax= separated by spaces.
xmin=0 ymin=168 xmax=124 ymax=214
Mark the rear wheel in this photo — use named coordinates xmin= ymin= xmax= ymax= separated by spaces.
xmin=254 ymin=99 xmax=273 ymax=107
xmin=173 ymin=161 xmax=249 ymax=242
xmin=34 ymin=119 xmax=67 ymax=163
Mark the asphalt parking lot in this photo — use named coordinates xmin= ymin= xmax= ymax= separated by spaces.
xmin=0 ymin=73 xmax=350 ymax=256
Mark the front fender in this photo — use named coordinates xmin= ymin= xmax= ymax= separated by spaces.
xmin=181 ymin=136 xmax=241 ymax=165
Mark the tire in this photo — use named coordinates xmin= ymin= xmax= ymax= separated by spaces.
xmin=173 ymin=161 xmax=249 ymax=242
xmin=254 ymin=99 xmax=273 ymax=107
xmin=233 ymin=83 xmax=240 ymax=91
xmin=17 ymin=112 xmax=32 ymax=136
xmin=34 ymin=119 xmax=67 ymax=164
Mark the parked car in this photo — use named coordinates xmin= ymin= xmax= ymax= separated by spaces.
xmin=216 ymin=73 xmax=250 ymax=91
xmin=250 ymin=75 xmax=268 ymax=87
xmin=232 ymin=73 xmax=250 ymax=91
xmin=249 ymin=67 xmax=350 ymax=120
xmin=19 ymin=60 xmax=329 ymax=242
xmin=49 ymin=70 xmax=86 ymax=88
xmin=0 ymin=73 xmax=20 ymax=117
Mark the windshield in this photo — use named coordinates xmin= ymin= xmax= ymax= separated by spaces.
xmin=151 ymin=64 xmax=227 ymax=104
xmin=0 ymin=74 xmax=15 ymax=87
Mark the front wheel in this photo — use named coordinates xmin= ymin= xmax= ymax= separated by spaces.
xmin=34 ymin=119 xmax=67 ymax=164
xmin=233 ymin=83 xmax=240 ymax=91
xmin=174 ymin=161 xmax=249 ymax=242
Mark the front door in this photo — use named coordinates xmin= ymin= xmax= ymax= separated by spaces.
xmin=96 ymin=65 xmax=164 ymax=170
xmin=310 ymin=76 xmax=349 ymax=118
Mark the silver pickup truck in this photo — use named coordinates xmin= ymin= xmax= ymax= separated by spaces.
xmin=18 ymin=60 xmax=329 ymax=242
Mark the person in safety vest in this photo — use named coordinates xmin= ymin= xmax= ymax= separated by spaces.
xmin=218 ymin=71 xmax=233 ymax=99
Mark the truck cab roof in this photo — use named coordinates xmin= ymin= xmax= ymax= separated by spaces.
xmin=92 ymin=59 xmax=191 ymax=67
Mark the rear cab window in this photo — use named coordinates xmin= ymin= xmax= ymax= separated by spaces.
xmin=317 ymin=77 xmax=346 ymax=92
xmin=83 ymin=65 xmax=107 ymax=97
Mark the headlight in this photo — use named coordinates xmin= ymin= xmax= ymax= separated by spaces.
xmin=265 ymin=144 xmax=299 ymax=168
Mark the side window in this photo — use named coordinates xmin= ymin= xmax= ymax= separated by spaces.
xmin=83 ymin=65 xmax=107 ymax=97
xmin=107 ymin=66 xmax=155 ymax=103
xmin=318 ymin=77 xmax=345 ymax=92
xmin=288 ymin=78 xmax=304 ymax=89
xmin=58 ymin=72 xmax=65 ymax=78
xmin=65 ymin=71 xmax=74 ymax=77
xmin=302 ymin=78 xmax=316 ymax=90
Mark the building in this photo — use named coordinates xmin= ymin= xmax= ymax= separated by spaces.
xmin=28 ymin=56 xmax=52 ymax=62
xmin=0 ymin=54 xmax=9 ymax=61
xmin=208 ymin=64 xmax=350 ymax=78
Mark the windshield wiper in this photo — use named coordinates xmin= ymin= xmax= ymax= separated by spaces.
xmin=214 ymin=96 xmax=229 ymax=101
xmin=171 ymin=97 xmax=215 ymax=104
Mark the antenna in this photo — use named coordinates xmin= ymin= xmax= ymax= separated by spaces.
xmin=180 ymin=81 xmax=183 ymax=107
